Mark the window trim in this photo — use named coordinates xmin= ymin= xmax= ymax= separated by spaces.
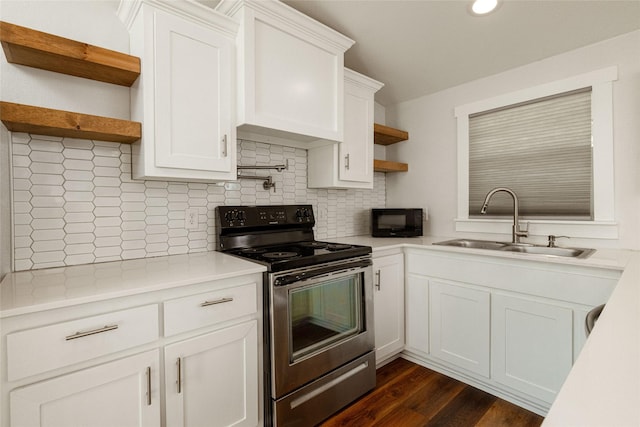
xmin=454 ymin=66 xmax=618 ymax=239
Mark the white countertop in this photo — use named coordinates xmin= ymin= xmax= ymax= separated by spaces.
xmin=0 ymin=251 xmax=266 ymax=318
xmin=543 ymin=252 xmax=640 ymax=427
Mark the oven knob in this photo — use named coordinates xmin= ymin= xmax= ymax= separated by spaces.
xmin=237 ymin=210 xmax=245 ymax=221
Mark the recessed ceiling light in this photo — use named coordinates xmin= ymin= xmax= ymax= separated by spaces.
xmin=471 ymin=0 xmax=498 ymax=15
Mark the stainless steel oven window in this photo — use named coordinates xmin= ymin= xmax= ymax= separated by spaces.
xmin=288 ymin=272 xmax=363 ymax=362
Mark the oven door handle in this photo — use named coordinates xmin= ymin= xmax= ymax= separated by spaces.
xmin=274 ymin=259 xmax=372 ymax=286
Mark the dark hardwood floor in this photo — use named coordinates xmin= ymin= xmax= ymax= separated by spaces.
xmin=320 ymin=358 xmax=544 ymax=427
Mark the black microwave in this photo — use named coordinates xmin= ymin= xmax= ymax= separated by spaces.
xmin=371 ymin=208 xmax=423 ymax=237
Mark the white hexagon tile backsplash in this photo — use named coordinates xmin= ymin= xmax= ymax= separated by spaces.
xmin=10 ymin=133 xmax=386 ymax=271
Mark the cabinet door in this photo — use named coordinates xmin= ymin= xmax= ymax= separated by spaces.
xmin=10 ymin=350 xmax=160 ymax=427
xmin=492 ymin=293 xmax=573 ymax=403
xmin=153 ymin=9 xmax=234 ymax=176
xmin=405 ymin=274 xmax=429 ymax=356
xmin=430 ymin=280 xmax=490 ymax=377
xmin=242 ymin=12 xmax=346 ymax=142
xmin=165 ymin=320 xmax=258 ymax=427
xmin=339 ymin=76 xmax=374 ymax=183
xmin=373 ymin=253 xmax=405 ymax=364
xmin=306 ymin=69 xmax=382 ymax=189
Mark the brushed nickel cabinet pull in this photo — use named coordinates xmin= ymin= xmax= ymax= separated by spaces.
xmin=146 ymin=366 xmax=152 ymax=406
xmin=177 ymin=357 xmax=182 ymax=394
xmin=345 ymin=154 xmax=350 ymax=170
xmin=200 ymin=297 xmax=233 ymax=307
xmin=222 ymin=134 xmax=228 ymax=157
xmin=65 ymin=324 xmax=118 ymax=341
xmin=375 ymin=270 xmax=381 ymax=290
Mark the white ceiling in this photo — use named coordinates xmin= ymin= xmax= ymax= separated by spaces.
xmin=278 ymin=0 xmax=640 ymax=106
xmin=200 ymin=1 xmax=640 ymax=106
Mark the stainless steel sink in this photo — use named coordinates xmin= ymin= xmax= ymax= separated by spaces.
xmin=433 ymin=238 xmax=595 ymax=259
xmin=498 ymin=245 xmax=595 ymax=258
xmin=433 ymin=239 xmax=509 ymax=250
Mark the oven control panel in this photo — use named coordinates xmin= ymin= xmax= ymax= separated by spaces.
xmin=217 ymin=205 xmax=315 ymax=228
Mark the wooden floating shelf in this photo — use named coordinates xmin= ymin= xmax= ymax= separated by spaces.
xmin=0 ymin=102 xmax=141 ymax=143
xmin=373 ymin=159 xmax=408 ymax=173
xmin=373 ymin=123 xmax=409 ymax=172
xmin=0 ymin=21 xmax=140 ymax=87
xmin=374 ymin=123 xmax=408 ymax=145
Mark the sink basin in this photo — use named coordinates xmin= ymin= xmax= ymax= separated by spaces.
xmin=498 ymin=245 xmax=595 ymax=259
xmin=433 ymin=238 xmax=595 ymax=259
xmin=433 ymin=239 xmax=509 ymax=250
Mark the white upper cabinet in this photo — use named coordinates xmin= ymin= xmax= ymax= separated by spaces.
xmin=119 ymin=0 xmax=238 ymax=182
xmin=308 ymin=69 xmax=383 ymax=189
xmin=216 ymin=0 xmax=355 ymax=147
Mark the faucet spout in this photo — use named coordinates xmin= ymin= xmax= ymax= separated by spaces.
xmin=480 ymin=187 xmax=528 ymax=243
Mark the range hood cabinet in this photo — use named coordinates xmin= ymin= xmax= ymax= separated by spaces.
xmin=216 ymin=0 xmax=354 ymax=148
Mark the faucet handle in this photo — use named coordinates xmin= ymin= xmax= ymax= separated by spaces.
xmin=548 ymin=235 xmax=569 ymax=248
xmin=516 ymin=221 xmax=529 ymax=237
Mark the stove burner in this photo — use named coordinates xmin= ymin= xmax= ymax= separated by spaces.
xmin=326 ymin=244 xmax=352 ymax=251
xmin=240 ymin=248 xmax=267 ymax=254
xmin=298 ymin=241 xmax=328 ymax=249
xmin=263 ymin=251 xmax=299 ymax=260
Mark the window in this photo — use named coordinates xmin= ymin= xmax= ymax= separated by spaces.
xmin=468 ymin=88 xmax=593 ymax=219
xmin=455 ymin=67 xmax=618 ymax=239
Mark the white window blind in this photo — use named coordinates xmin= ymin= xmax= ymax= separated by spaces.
xmin=468 ymin=87 xmax=593 ymax=219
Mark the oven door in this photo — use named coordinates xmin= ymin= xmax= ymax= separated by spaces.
xmin=269 ymin=257 xmax=374 ymax=398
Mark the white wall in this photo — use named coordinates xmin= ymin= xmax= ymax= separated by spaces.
xmin=373 ymin=101 xmax=387 ymax=160
xmin=0 ymin=1 xmax=131 ymax=119
xmin=385 ymin=30 xmax=640 ymax=250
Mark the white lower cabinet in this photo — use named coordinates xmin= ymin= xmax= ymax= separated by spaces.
xmin=491 ymin=293 xmax=573 ymax=403
xmin=372 ymin=253 xmax=405 ymax=365
xmin=10 ymin=350 xmax=161 ymax=427
xmin=164 ymin=320 xmax=258 ymax=427
xmin=429 ymin=280 xmax=490 ymax=377
xmin=404 ymin=248 xmax=619 ymax=415
xmin=1 ymin=275 xmax=262 ymax=427
xmin=405 ymin=274 xmax=429 ymax=356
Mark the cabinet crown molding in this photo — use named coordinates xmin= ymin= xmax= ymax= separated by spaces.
xmin=118 ymin=0 xmax=238 ymax=37
xmin=216 ymin=0 xmax=354 ymax=52
xmin=345 ymin=68 xmax=384 ymax=92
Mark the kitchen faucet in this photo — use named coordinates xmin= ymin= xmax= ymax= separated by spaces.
xmin=480 ymin=187 xmax=529 ymax=244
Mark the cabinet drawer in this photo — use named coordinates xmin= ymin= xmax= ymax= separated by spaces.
xmin=7 ymin=304 xmax=159 ymax=382
xmin=164 ymin=282 xmax=257 ymax=337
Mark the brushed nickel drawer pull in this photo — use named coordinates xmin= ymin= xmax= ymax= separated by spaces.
xmin=200 ymin=297 xmax=233 ymax=307
xmin=65 ymin=324 xmax=119 ymax=341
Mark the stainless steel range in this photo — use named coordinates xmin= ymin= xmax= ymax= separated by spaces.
xmin=216 ymin=205 xmax=375 ymax=426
